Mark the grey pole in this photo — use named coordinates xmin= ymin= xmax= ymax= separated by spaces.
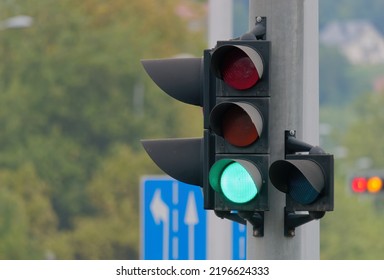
xmin=207 ymin=0 xmax=235 ymax=260
xmin=247 ymin=0 xmax=320 ymax=259
xmin=208 ymin=0 xmax=233 ymax=48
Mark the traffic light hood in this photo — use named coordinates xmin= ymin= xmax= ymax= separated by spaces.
xmin=141 ymin=57 xmax=203 ymax=106
xmin=141 ymin=138 xmax=203 ymax=187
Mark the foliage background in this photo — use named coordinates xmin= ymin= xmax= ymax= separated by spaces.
xmin=0 ymin=0 xmax=204 ymax=259
xmin=319 ymin=0 xmax=384 ymax=259
xmin=1 ymin=0 xmax=384 ymax=259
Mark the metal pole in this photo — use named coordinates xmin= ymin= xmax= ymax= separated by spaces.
xmin=207 ymin=0 xmax=235 ymax=260
xmin=208 ymin=0 xmax=233 ymax=48
xmin=247 ymin=0 xmax=320 ymax=259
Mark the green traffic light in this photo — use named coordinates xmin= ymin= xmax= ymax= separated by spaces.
xmin=221 ymin=162 xmax=258 ymax=203
xmin=209 ymin=159 xmax=262 ymax=204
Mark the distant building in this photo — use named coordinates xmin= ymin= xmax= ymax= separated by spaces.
xmin=320 ymin=20 xmax=384 ymax=64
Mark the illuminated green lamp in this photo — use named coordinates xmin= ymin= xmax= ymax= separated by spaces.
xmin=209 ymin=159 xmax=262 ymax=204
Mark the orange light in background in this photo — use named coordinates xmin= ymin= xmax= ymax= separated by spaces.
xmin=367 ymin=176 xmax=383 ymax=193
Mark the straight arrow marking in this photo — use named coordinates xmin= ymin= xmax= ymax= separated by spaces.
xmin=184 ymin=191 xmax=199 ymax=260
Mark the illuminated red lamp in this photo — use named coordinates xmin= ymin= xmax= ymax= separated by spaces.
xmin=351 ymin=177 xmax=367 ymax=193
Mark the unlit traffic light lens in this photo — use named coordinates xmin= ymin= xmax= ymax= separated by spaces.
xmin=288 ymin=169 xmax=320 ymax=205
xmin=221 ymin=48 xmax=260 ymax=90
xmin=269 ymin=157 xmax=327 ymax=207
xmin=222 ymin=105 xmax=259 ymax=147
xmin=210 ymin=102 xmax=264 ymax=147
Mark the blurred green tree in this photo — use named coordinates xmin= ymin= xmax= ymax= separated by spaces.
xmin=0 ymin=0 xmax=206 ymax=259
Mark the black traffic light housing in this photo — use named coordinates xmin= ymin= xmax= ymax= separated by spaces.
xmin=202 ymin=19 xmax=270 ymax=236
xmin=141 ymin=18 xmax=270 ymax=237
xmin=269 ymin=130 xmax=334 ymax=237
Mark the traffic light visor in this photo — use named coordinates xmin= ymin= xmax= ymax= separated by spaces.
xmin=209 ymin=159 xmax=262 ymax=204
xmin=141 ymin=138 xmax=203 ymax=187
xmin=211 ymin=45 xmax=264 ymax=90
xmin=141 ymin=58 xmax=202 ymax=106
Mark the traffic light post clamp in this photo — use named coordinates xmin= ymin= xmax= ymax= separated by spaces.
xmin=214 ymin=210 xmax=246 ymax=225
xmin=284 ymin=208 xmax=325 ymax=237
xmin=237 ymin=16 xmax=267 ymax=41
xmin=214 ymin=211 xmax=264 ymax=237
xmin=281 ymin=130 xmax=332 ymax=237
xmin=239 ymin=211 xmax=264 ymax=237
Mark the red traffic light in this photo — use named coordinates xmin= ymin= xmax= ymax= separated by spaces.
xmin=211 ymin=45 xmax=264 ymax=90
xmin=221 ymin=48 xmax=260 ymax=90
xmin=351 ymin=177 xmax=367 ymax=193
xmin=351 ymin=176 xmax=383 ymax=194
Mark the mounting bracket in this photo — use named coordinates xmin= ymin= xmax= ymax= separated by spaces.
xmin=214 ymin=210 xmax=264 ymax=237
xmin=239 ymin=211 xmax=264 ymax=237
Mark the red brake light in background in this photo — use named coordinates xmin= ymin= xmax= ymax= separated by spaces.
xmin=351 ymin=176 xmax=383 ymax=194
xmin=351 ymin=177 xmax=367 ymax=193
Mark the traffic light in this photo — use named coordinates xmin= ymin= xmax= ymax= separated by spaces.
xmin=203 ymin=38 xmax=271 ymax=234
xmin=269 ymin=131 xmax=334 ymax=237
xmin=140 ymin=57 xmax=204 ymax=187
xmin=350 ymin=173 xmax=384 ymax=194
xmin=141 ymin=19 xmax=270 ymax=234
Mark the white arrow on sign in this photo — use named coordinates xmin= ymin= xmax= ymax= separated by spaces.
xmin=184 ymin=191 xmax=199 ymax=260
xmin=150 ymin=189 xmax=170 ymax=260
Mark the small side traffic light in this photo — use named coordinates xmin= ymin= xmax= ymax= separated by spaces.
xmin=269 ymin=131 xmax=334 ymax=237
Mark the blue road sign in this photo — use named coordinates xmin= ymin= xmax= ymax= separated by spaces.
xmin=141 ymin=177 xmax=206 ymax=260
xmin=141 ymin=177 xmax=247 ymax=260
xmin=232 ymin=222 xmax=247 ymax=260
